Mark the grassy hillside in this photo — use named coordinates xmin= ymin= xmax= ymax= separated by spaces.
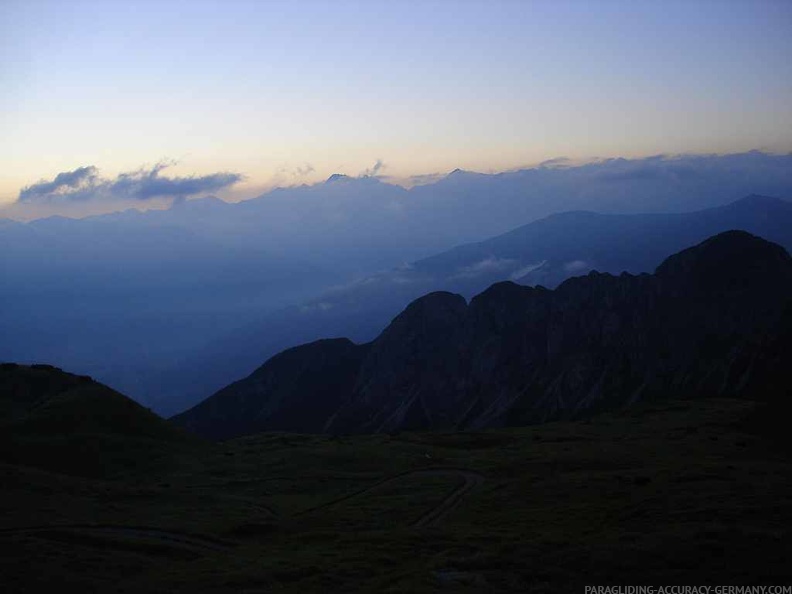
xmin=1 ymin=395 xmax=790 ymax=592
xmin=0 ymin=363 xmax=200 ymax=478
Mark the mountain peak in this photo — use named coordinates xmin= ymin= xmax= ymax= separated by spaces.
xmin=731 ymin=194 xmax=789 ymax=208
xmin=170 ymin=195 xmax=228 ymax=211
xmin=655 ymin=230 xmax=792 ymax=290
xmin=394 ymin=291 xmax=467 ymax=321
xmin=441 ymin=168 xmax=488 ymax=184
xmin=326 ymin=173 xmax=352 ymax=183
xmin=374 ymin=291 xmax=467 ymax=350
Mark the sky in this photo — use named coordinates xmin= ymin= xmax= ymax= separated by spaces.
xmin=2 ymin=0 xmax=791 ymax=212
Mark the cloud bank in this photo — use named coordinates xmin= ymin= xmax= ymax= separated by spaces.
xmin=18 ymin=162 xmax=244 ymax=203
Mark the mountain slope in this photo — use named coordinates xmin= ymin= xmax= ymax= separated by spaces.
xmin=413 ymin=193 xmax=792 ymax=288
xmin=0 ymin=363 xmax=198 ymax=477
xmin=173 ymin=231 xmax=792 ymax=438
xmin=175 ymin=339 xmax=367 ymax=439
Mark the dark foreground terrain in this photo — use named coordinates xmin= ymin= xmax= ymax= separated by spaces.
xmin=1 ymin=364 xmax=791 ymax=592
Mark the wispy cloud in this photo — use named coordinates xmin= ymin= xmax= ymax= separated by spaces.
xmin=360 ymin=159 xmax=385 ymax=178
xmin=538 ymin=157 xmax=571 ymax=168
xmin=510 ymin=261 xmax=546 ymax=280
xmin=593 ymin=158 xmax=698 ymax=182
xmin=266 ymin=162 xmax=317 ymax=189
xmin=390 ymin=171 xmax=446 ymax=187
xmin=17 ymin=162 xmax=244 ymax=203
xmin=451 ymin=257 xmax=518 ymax=279
xmin=295 ymin=163 xmax=315 ymax=177
xmin=277 ymin=162 xmax=315 ymax=179
xmin=563 ymin=260 xmax=589 ymax=273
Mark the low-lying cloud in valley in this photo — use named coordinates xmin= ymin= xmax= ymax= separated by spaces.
xmin=451 ymin=257 xmax=518 ymax=280
xmin=563 ymin=260 xmax=589 ymax=273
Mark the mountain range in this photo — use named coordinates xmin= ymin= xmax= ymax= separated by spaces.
xmin=173 ymin=230 xmax=792 ymax=439
xmin=2 ymin=153 xmax=791 ymax=417
xmin=162 ymin=194 xmax=792 ymax=416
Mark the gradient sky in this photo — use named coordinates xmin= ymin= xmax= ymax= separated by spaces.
xmin=2 ymin=0 xmax=791 ymax=207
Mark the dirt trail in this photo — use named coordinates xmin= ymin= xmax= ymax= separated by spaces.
xmin=295 ymin=467 xmax=485 ymax=527
xmin=411 ymin=470 xmax=484 ymax=527
xmin=1 ymin=469 xmax=484 ymax=549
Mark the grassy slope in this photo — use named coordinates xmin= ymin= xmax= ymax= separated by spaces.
xmin=0 ymin=363 xmax=202 ymax=479
xmin=1 ymin=397 xmax=791 ymax=592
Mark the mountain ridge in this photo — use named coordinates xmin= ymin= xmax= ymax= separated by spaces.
xmin=157 ymin=194 xmax=792 ymax=417
xmin=173 ymin=230 xmax=792 ymax=439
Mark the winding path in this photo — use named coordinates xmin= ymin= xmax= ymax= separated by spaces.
xmin=411 ymin=470 xmax=484 ymax=527
xmin=294 ymin=467 xmax=485 ymax=527
xmin=1 ymin=468 xmax=484 ymax=551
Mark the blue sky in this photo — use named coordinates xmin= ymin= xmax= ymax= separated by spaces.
xmin=2 ymin=0 xmax=790 ymax=208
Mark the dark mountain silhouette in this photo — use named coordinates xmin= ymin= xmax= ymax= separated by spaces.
xmin=174 ymin=231 xmax=792 ymax=439
xmin=174 ymin=339 xmax=367 ymax=439
xmin=164 ymin=195 xmax=792 ymax=417
xmin=0 ymin=363 xmax=197 ymax=477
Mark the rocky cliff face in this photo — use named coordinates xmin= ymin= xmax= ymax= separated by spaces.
xmin=173 ymin=231 xmax=792 ymax=438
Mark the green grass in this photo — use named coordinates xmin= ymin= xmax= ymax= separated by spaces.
xmin=2 ymin=397 xmax=791 ymax=592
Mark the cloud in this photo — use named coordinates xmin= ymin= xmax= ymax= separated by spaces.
xmin=300 ymin=301 xmax=334 ymax=313
xmin=398 ymin=172 xmax=446 ymax=187
xmin=112 ymin=162 xmax=244 ymax=200
xmin=510 ymin=261 xmax=547 ymax=280
xmin=522 ymin=150 xmax=792 ymax=214
xmin=563 ymin=260 xmax=589 ymax=273
xmin=593 ymin=158 xmax=699 ymax=182
xmin=17 ymin=162 xmax=244 ymax=203
xmin=295 ymin=163 xmax=315 ymax=177
xmin=538 ymin=157 xmax=570 ymax=168
xmin=360 ymin=159 xmax=385 ymax=178
xmin=19 ymin=166 xmax=98 ymax=201
xmin=277 ymin=163 xmax=315 ymax=179
xmin=451 ymin=257 xmax=518 ymax=279
xmin=266 ymin=162 xmax=316 ymax=189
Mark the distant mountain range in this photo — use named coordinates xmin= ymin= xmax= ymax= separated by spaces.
xmin=173 ymin=231 xmax=792 ymax=439
xmin=163 ymin=194 xmax=792 ymax=417
xmin=414 ymin=193 xmax=792 ymax=289
xmin=3 ymin=154 xmax=791 ymax=417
